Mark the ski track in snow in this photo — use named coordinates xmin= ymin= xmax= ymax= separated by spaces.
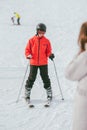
xmin=0 ymin=0 xmax=87 ymax=130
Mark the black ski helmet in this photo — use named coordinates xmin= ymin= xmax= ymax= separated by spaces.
xmin=36 ymin=23 xmax=46 ymax=32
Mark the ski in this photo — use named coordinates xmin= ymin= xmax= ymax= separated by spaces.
xmin=25 ymin=97 xmax=52 ymax=108
xmin=25 ymin=98 xmax=35 ymax=108
xmin=29 ymin=103 xmax=35 ymax=108
xmin=28 ymin=101 xmax=35 ymax=108
xmin=44 ymin=99 xmax=52 ymax=107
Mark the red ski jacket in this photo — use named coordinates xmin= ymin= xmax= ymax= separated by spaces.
xmin=25 ymin=35 xmax=52 ymax=66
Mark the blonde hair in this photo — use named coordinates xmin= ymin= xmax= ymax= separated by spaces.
xmin=78 ymin=22 xmax=87 ymax=51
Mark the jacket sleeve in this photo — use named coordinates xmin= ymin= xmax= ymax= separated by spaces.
xmin=46 ymin=40 xmax=52 ymax=57
xmin=65 ymin=52 xmax=87 ymax=81
xmin=25 ymin=40 xmax=32 ymax=58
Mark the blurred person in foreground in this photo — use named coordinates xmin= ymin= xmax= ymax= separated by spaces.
xmin=65 ymin=22 xmax=87 ymax=130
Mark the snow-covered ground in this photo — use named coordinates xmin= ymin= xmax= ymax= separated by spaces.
xmin=0 ymin=0 xmax=87 ymax=130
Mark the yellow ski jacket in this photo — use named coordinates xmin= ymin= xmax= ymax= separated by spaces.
xmin=14 ymin=13 xmax=20 ymax=18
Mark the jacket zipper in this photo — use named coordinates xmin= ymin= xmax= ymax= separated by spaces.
xmin=38 ymin=38 xmax=40 ymax=65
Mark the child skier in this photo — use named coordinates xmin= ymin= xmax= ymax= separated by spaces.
xmin=11 ymin=16 xmax=15 ymax=25
xmin=24 ymin=23 xmax=55 ymax=103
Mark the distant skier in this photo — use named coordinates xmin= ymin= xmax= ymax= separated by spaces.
xmin=24 ymin=23 xmax=55 ymax=103
xmin=11 ymin=16 xmax=15 ymax=25
xmin=14 ymin=12 xmax=21 ymax=25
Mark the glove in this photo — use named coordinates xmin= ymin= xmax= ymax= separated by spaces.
xmin=27 ymin=54 xmax=32 ymax=59
xmin=49 ymin=53 xmax=55 ymax=61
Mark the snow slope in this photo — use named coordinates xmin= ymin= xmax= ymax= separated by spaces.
xmin=0 ymin=0 xmax=87 ymax=130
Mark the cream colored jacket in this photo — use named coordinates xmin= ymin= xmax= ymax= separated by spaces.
xmin=65 ymin=51 xmax=87 ymax=81
xmin=65 ymin=51 xmax=87 ymax=130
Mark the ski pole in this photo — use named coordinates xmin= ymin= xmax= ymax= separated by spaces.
xmin=16 ymin=63 xmax=29 ymax=103
xmin=52 ymin=60 xmax=64 ymax=100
